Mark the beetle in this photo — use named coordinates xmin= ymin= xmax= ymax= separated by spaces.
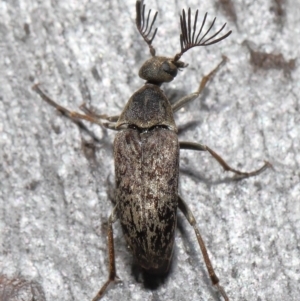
xmin=33 ymin=1 xmax=270 ymax=300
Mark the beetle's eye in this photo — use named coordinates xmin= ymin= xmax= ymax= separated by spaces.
xmin=162 ymin=62 xmax=178 ymax=77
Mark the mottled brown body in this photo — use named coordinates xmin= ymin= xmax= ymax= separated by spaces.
xmin=117 ymin=84 xmax=177 ymax=131
xmin=115 ymin=84 xmax=179 ymax=273
xmin=33 ymin=2 xmax=270 ymax=300
xmin=115 ymin=127 xmax=179 ymax=274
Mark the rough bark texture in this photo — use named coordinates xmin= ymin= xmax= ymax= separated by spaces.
xmin=0 ymin=1 xmax=299 ymax=301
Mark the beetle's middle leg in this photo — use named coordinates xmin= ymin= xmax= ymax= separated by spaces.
xmin=79 ymin=103 xmax=120 ymax=122
xmin=32 ymin=84 xmax=119 ymax=131
xmin=180 ymin=141 xmax=271 ymax=179
xmin=178 ymin=195 xmax=229 ymax=301
xmin=172 ymin=56 xmax=228 ymax=113
xmin=92 ymin=205 xmax=120 ymax=301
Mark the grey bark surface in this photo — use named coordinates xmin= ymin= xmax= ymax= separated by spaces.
xmin=0 ymin=0 xmax=299 ymax=301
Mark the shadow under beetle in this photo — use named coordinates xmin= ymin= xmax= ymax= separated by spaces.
xmin=33 ymin=1 xmax=271 ymax=300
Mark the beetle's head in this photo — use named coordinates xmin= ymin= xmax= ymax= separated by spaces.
xmin=135 ymin=0 xmax=231 ymax=85
xmin=139 ymin=56 xmax=187 ymax=84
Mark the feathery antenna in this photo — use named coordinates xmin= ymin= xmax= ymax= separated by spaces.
xmin=136 ymin=0 xmax=158 ymax=56
xmin=174 ymin=8 xmax=232 ymax=62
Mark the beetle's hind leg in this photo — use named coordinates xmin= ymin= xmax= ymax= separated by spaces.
xmin=32 ymin=84 xmax=118 ymax=130
xmin=180 ymin=141 xmax=271 ymax=179
xmin=172 ymin=56 xmax=228 ymax=113
xmin=178 ymin=195 xmax=229 ymax=301
xmin=92 ymin=205 xmax=120 ymax=301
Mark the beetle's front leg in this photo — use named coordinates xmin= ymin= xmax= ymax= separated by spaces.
xmin=180 ymin=141 xmax=271 ymax=179
xmin=92 ymin=205 xmax=120 ymax=301
xmin=32 ymin=84 xmax=119 ymax=131
xmin=178 ymin=195 xmax=229 ymax=301
xmin=172 ymin=56 xmax=228 ymax=113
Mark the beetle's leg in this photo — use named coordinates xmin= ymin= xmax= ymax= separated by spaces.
xmin=180 ymin=141 xmax=271 ymax=179
xmin=79 ymin=103 xmax=120 ymax=122
xmin=92 ymin=205 xmax=120 ymax=301
xmin=178 ymin=195 xmax=229 ymax=301
xmin=172 ymin=56 xmax=227 ymax=113
xmin=32 ymin=84 xmax=119 ymax=131
xmin=96 ymin=114 xmax=120 ymax=122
